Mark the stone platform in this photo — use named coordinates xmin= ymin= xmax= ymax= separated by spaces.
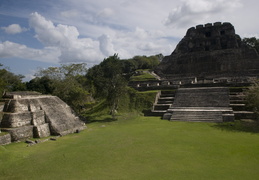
xmin=163 ymin=87 xmax=234 ymax=122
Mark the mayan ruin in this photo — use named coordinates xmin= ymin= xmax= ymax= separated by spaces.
xmin=0 ymin=92 xmax=85 ymax=145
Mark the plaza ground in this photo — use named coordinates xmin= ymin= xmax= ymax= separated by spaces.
xmin=0 ymin=114 xmax=259 ymax=180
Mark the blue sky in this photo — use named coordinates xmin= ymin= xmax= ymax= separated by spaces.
xmin=0 ymin=0 xmax=259 ymax=81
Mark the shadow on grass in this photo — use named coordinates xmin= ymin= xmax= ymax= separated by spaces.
xmin=83 ymin=116 xmax=117 ymax=124
xmin=212 ymin=120 xmax=259 ymax=134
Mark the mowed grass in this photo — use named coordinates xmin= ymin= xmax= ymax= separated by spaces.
xmin=1 ymin=116 xmax=259 ymax=180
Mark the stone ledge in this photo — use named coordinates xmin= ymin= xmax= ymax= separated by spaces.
xmin=1 ymin=126 xmax=34 ymax=142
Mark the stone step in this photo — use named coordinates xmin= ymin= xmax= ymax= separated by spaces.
xmin=230 ymin=104 xmax=246 ymax=106
xmin=229 ymin=95 xmax=245 ymax=100
xmin=233 ymin=111 xmax=256 ymax=119
xmin=157 ymin=101 xmax=174 ymax=104
xmin=161 ymin=91 xmax=176 ymax=95
xmin=151 ymin=110 xmax=167 ymax=116
xmin=229 ymin=100 xmax=245 ymax=104
xmin=153 ymin=104 xmax=171 ymax=111
xmin=230 ymin=104 xmax=246 ymax=111
xmin=167 ymin=107 xmax=233 ymax=112
xmin=169 ymin=111 xmax=224 ymax=122
xmin=229 ymin=92 xmax=245 ymax=95
xmin=160 ymin=94 xmax=175 ymax=97
xmin=158 ymin=97 xmax=174 ymax=100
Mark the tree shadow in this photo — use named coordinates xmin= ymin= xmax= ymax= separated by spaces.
xmin=212 ymin=120 xmax=259 ymax=134
xmin=82 ymin=115 xmax=117 ymax=124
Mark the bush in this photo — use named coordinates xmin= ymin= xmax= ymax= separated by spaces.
xmin=245 ymin=81 xmax=259 ymax=118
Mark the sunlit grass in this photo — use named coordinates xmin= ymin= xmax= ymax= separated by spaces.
xmin=0 ymin=115 xmax=259 ymax=180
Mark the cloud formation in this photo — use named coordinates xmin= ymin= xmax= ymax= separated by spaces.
xmin=1 ymin=0 xmax=253 ymax=70
xmin=29 ymin=12 xmax=104 ymax=63
xmin=0 ymin=41 xmax=60 ymax=63
xmin=98 ymin=34 xmax=115 ymax=57
xmin=1 ymin=24 xmax=27 ymax=34
xmin=165 ymin=0 xmax=242 ymax=28
xmin=0 ymin=11 xmax=175 ymax=65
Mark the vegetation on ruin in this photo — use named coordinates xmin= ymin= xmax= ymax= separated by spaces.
xmin=243 ymin=37 xmax=259 ymax=53
xmin=245 ymin=81 xmax=259 ymax=118
xmin=1 ymin=116 xmax=259 ymax=180
xmin=83 ymin=88 xmax=157 ymax=121
xmin=130 ymin=70 xmax=157 ymax=81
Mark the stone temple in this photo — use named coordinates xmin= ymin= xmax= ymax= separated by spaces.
xmin=0 ymin=92 xmax=85 ymax=145
xmin=132 ymin=22 xmax=259 ymax=122
xmin=155 ymin=22 xmax=259 ymax=82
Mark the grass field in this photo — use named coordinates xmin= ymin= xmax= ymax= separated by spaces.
xmin=1 ymin=115 xmax=259 ymax=180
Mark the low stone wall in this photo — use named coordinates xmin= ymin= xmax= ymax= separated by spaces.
xmin=2 ymin=126 xmax=34 ymax=142
xmin=1 ymin=112 xmax=32 ymax=128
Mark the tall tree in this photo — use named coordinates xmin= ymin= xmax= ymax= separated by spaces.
xmin=87 ymin=54 xmax=127 ymax=117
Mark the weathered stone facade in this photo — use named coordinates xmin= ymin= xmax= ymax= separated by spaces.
xmin=155 ymin=22 xmax=259 ymax=80
xmin=0 ymin=92 xmax=85 ymax=145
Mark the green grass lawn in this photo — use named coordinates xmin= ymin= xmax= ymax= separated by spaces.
xmin=1 ymin=115 xmax=259 ymax=180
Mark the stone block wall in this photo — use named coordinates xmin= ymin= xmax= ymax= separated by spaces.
xmin=172 ymin=87 xmax=230 ymax=107
xmin=2 ymin=126 xmax=34 ymax=142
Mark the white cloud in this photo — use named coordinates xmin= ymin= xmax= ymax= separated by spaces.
xmin=1 ymin=24 xmax=27 ymax=34
xmin=98 ymin=34 xmax=115 ymax=57
xmin=0 ymin=41 xmax=60 ymax=63
xmin=165 ymin=0 xmax=242 ymax=28
xmin=97 ymin=8 xmax=114 ymax=18
xmin=28 ymin=12 xmax=104 ymax=63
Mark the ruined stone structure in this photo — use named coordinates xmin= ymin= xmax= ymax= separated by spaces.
xmin=148 ymin=22 xmax=258 ymax=122
xmin=0 ymin=92 xmax=85 ymax=145
xmin=155 ymin=22 xmax=259 ymax=81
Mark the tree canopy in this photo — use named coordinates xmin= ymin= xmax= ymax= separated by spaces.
xmin=243 ymin=37 xmax=259 ymax=53
xmin=0 ymin=64 xmax=26 ymax=96
xmin=27 ymin=63 xmax=91 ymax=112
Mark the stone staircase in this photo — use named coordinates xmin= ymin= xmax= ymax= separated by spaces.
xmin=162 ymin=87 xmax=235 ymax=122
xmin=164 ymin=107 xmax=234 ymax=122
xmin=151 ymin=91 xmax=175 ymax=116
xmin=150 ymin=87 xmax=256 ymax=122
xmin=229 ymin=88 xmax=256 ymax=120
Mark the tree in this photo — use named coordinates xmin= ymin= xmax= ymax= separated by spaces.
xmin=87 ymin=54 xmax=127 ymax=117
xmin=245 ymin=81 xmax=259 ymax=117
xmin=243 ymin=37 xmax=259 ymax=53
xmin=0 ymin=65 xmax=26 ymax=95
xmin=29 ymin=63 xmax=91 ymax=113
xmin=26 ymin=76 xmax=54 ymax=94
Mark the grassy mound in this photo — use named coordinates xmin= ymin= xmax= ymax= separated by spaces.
xmin=1 ymin=115 xmax=259 ymax=180
xmin=130 ymin=70 xmax=157 ymax=81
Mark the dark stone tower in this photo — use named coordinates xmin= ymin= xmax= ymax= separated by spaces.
xmin=155 ymin=22 xmax=259 ymax=80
